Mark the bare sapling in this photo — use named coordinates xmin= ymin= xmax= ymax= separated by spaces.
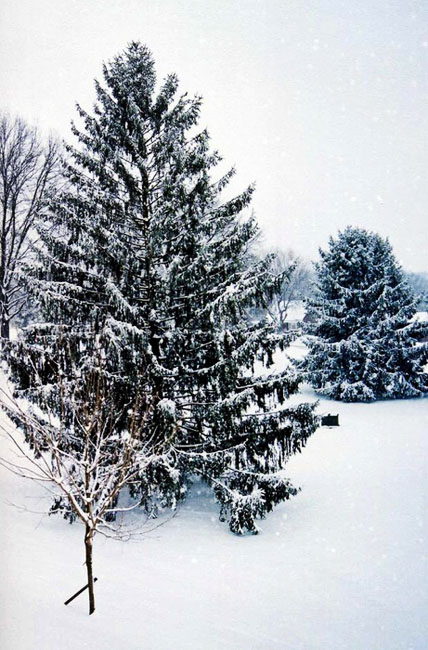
xmin=0 ymin=346 xmax=165 ymax=615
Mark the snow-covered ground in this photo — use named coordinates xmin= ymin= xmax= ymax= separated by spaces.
xmin=1 ymin=367 xmax=427 ymax=649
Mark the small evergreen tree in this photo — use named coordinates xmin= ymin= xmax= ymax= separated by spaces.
xmin=6 ymin=42 xmax=317 ymax=533
xmin=300 ymin=226 xmax=428 ymax=401
xmin=405 ymin=271 xmax=428 ymax=310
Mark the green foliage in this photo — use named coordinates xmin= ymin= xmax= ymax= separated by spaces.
xmin=301 ymin=227 xmax=428 ymax=401
xmin=6 ymin=42 xmax=317 ymax=533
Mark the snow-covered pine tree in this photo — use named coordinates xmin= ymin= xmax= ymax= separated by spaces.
xmin=300 ymin=226 xmax=428 ymax=401
xmin=6 ymin=42 xmax=318 ymax=533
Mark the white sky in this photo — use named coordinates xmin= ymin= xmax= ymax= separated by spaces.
xmin=1 ymin=0 xmax=427 ymax=270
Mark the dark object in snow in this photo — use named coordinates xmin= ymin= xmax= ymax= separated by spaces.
xmin=64 ymin=577 xmax=98 ymax=606
xmin=321 ymin=414 xmax=339 ymax=427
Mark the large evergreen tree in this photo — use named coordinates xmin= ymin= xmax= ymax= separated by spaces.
xmin=300 ymin=226 xmax=428 ymax=401
xmin=6 ymin=42 xmax=317 ymax=533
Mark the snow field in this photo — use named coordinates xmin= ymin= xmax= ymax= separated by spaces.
xmin=1 ymin=384 xmax=427 ymax=649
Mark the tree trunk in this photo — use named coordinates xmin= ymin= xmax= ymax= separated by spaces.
xmin=84 ymin=525 xmax=95 ymax=615
xmin=1 ymin=316 xmax=10 ymax=340
xmin=0 ymin=277 xmax=9 ymax=340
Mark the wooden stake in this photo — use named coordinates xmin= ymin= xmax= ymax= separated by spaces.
xmin=64 ymin=577 xmax=98 ymax=606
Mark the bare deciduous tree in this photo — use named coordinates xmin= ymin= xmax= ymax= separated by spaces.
xmin=0 ymin=350 xmax=170 ymax=615
xmin=265 ymin=249 xmax=313 ymax=331
xmin=0 ymin=114 xmax=59 ymax=339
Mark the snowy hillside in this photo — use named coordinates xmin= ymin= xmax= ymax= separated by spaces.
xmin=1 ymin=374 xmax=427 ymax=649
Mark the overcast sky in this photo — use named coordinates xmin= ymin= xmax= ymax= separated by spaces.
xmin=1 ymin=0 xmax=427 ymax=270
